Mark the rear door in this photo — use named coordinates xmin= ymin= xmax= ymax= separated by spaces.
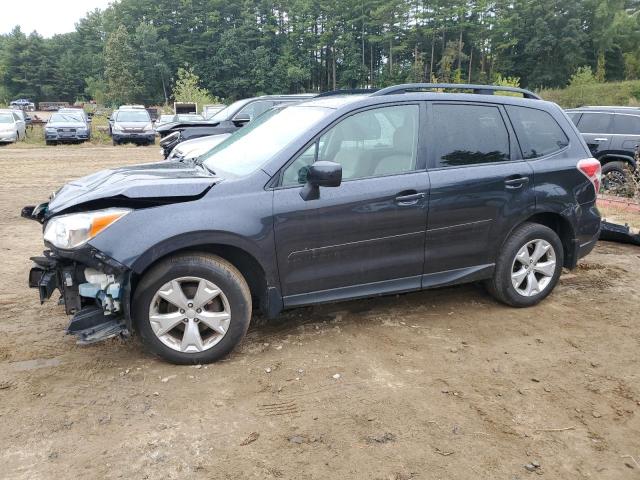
xmin=575 ymin=112 xmax=613 ymax=157
xmin=423 ymin=102 xmax=534 ymax=281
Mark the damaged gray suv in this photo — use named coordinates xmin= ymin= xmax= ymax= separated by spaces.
xmin=23 ymin=84 xmax=602 ymax=364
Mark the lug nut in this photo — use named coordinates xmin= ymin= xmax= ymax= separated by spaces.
xmin=188 ymin=303 xmax=193 ymax=308
xmin=196 ymin=308 xmax=202 ymax=313
xmin=194 ymin=318 xmax=199 ymax=323
xmin=183 ymin=318 xmax=188 ymax=323
xmin=180 ymin=309 xmax=185 ymax=314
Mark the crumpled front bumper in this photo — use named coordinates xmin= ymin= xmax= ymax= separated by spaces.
xmin=28 ymin=246 xmax=133 ymax=345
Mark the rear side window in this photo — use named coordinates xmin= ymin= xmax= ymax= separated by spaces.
xmin=577 ymin=113 xmax=613 ymax=134
xmin=506 ymin=106 xmax=569 ymax=159
xmin=432 ymin=104 xmax=510 ymax=167
xmin=613 ymin=114 xmax=640 ymax=135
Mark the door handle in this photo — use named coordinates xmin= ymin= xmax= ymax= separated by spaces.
xmin=594 ymin=138 xmax=609 ymax=142
xmin=504 ymin=176 xmax=530 ymax=189
xmin=395 ymin=191 xmax=425 ymax=205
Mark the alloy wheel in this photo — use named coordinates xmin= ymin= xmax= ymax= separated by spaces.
xmin=510 ymin=239 xmax=557 ymax=297
xmin=148 ymin=276 xmax=231 ymax=353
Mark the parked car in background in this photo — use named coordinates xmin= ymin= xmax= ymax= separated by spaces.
xmin=566 ymin=106 xmax=640 ymax=189
xmin=111 ymin=107 xmax=155 ymax=145
xmin=11 ymin=108 xmax=31 ymax=127
xmin=0 ymin=109 xmax=26 ymax=143
xmin=10 ymin=98 xmax=35 ymax=111
xmin=167 ymin=133 xmax=232 ymax=162
xmin=23 ymin=83 xmax=601 ymax=364
xmin=45 ymin=111 xmax=91 ymax=145
xmin=157 ymin=94 xmax=316 ymax=157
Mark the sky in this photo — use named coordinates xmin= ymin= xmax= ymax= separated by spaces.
xmin=0 ymin=0 xmax=114 ymax=38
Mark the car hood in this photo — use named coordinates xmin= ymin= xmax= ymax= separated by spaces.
xmin=170 ymin=133 xmax=231 ymax=160
xmin=44 ymin=161 xmax=220 ymax=217
xmin=156 ymin=120 xmax=219 ymax=134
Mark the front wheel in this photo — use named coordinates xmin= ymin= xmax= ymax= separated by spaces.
xmin=133 ymin=253 xmax=252 ymax=364
xmin=486 ymin=222 xmax=563 ymax=307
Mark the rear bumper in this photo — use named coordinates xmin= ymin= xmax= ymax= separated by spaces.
xmin=0 ymin=132 xmax=17 ymax=142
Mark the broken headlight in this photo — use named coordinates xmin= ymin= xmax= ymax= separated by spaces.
xmin=44 ymin=208 xmax=130 ymax=249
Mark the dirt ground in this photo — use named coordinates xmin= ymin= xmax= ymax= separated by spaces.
xmin=0 ymin=145 xmax=639 ymax=480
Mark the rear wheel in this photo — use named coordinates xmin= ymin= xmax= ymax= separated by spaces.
xmin=133 ymin=253 xmax=252 ymax=364
xmin=601 ymin=161 xmax=628 ymax=192
xmin=486 ymin=222 xmax=563 ymax=307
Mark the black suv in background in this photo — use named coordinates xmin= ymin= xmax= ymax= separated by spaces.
xmin=24 ymin=83 xmax=601 ymax=364
xmin=158 ymin=94 xmax=316 ymax=158
xmin=566 ymin=106 xmax=640 ymax=187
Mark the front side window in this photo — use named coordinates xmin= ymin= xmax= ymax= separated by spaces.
xmin=0 ymin=113 xmax=14 ymax=124
xmin=613 ymin=114 xmax=640 ymax=135
xmin=577 ymin=113 xmax=613 ymax=134
xmin=281 ymin=104 xmax=419 ymax=186
xmin=506 ymin=105 xmax=569 ymax=159
xmin=433 ymin=104 xmax=510 ymax=168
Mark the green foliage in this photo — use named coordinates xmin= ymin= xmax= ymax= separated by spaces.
xmin=0 ymin=0 xmax=639 ymax=103
xmin=540 ymin=80 xmax=640 ymax=108
xmin=569 ymin=66 xmax=598 ymax=87
xmin=172 ymin=68 xmax=221 ymax=112
xmin=104 ymin=25 xmax=144 ymax=106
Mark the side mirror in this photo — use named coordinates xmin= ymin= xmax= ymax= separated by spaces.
xmin=299 ymin=161 xmax=342 ymax=201
xmin=232 ymin=113 xmax=251 ymax=124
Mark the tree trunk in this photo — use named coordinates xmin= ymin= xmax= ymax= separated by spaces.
xmin=468 ymin=49 xmax=473 ymax=83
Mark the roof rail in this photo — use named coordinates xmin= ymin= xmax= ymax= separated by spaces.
xmin=317 ymin=88 xmax=379 ymax=97
xmin=371 ymin=83 xmax=541 ymax=100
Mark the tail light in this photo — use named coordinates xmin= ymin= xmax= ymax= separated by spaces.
xmin=577 ymin=158 xmax=602 ymax=194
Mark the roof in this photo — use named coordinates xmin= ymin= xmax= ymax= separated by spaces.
xmin=566 ymin=106 xmax=640 ymax=115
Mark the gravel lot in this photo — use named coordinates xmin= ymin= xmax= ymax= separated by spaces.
xmin=0 ymin=145 xmax=639 ymax=479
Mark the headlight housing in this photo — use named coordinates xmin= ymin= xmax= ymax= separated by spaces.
xmin=112 ymin=124 xmax=123 ymax=133
xmin=143 ymin=123 xmax=154 ymax=132
xmin=44 ymin=208 xmax=130 ymax=249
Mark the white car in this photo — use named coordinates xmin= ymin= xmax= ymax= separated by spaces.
xmin=167 ymin=133 xmax=232 ymax=161
xmin=0 ymin=109 xmax=26 ymax=143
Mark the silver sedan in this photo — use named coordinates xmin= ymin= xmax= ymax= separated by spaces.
xmin=0 ymin=110 xmax=26 ymax=143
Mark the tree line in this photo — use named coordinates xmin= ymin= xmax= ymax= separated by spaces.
xmin=1 ymin=0 xmax=639 ymax=106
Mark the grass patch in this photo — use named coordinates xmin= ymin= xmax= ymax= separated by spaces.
xmin=539 ymin=80 xmax=640 ymax=108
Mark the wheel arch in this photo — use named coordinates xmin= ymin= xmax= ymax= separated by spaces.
xmin=129 ymin=234 xmax=281 ymax=320
xmin=500 ymin=211 xmax=576 ymax=268
xmin=598 ymin=153 xmax=637 ymax=169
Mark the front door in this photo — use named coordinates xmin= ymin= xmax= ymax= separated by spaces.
xmin=272 ymin=103 xmax=429 ymax=305
xmin=424 ymin=102 xmax=535 ymax=279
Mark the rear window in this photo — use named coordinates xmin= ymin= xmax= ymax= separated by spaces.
xmin=577 ymin=113 xmax=613 ymax=134
xmin=506 ymin=106 xmax=569 ymax=159
xmin=432 ymin=104 xmax=510 ymax=167
xmin=613 ymin=114 xmax=640 ymax=135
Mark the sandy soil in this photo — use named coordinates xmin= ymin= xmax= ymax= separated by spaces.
xmin=0 ymin=145 xmax=639 ymax=480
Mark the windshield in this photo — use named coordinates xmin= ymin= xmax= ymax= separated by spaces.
xmin=115 ymin=110 xmax=150 ymax=122
xmin=201 ymin=106 xmax=330 ymax=177
xmin=177 ymin=114 xmax=203 ymax=122
xmin=0 ymin=113 xmax=14 ymax=124
xmin=50 ymin=113 xmax=84 ymax=123
xmin=208 ymin=99 xmax=252 ymax=122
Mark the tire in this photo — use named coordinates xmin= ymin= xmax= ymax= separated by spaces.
xmin=45 ymin=140 xmax=56 ymax=146
xmin=601 ymin=161 xmax=628 ymax=191
xmin=486 ymin=222 xmax=564 ymax=308
xmin=112 ymin=139 xmax=119 ymax=146
xmin=133 ymin=253 xmax=252 ymax=364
